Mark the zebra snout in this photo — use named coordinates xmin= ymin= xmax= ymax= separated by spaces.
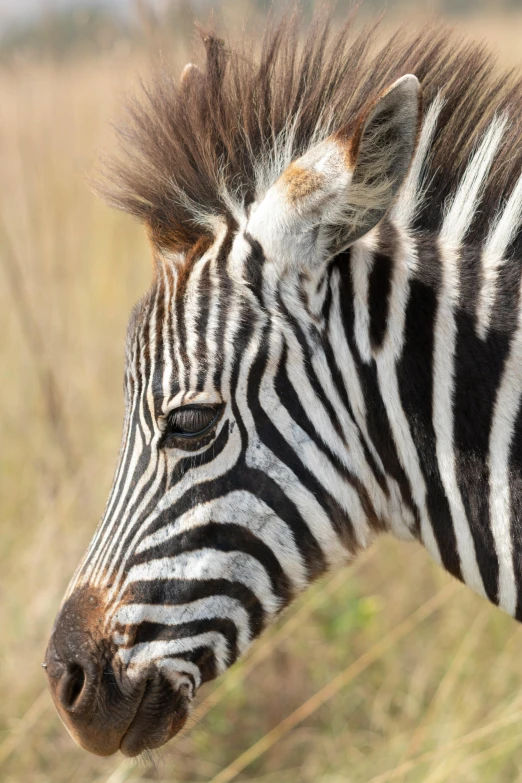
xmin=44 ymin=586 xmax=190 ymax=756
xmin=44 ymin=590 xmax=134 ymax=756
xmin=44 ymin=634 xmax=133 ymax=755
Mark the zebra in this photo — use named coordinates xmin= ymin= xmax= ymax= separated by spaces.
xmin=45 ymin=11 xmax=522 ymax=758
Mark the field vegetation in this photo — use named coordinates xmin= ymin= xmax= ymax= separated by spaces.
xmin=3 ymin=2 xmax=522 ymax=781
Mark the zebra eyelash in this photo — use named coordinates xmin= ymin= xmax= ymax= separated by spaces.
xmin=159 ymin=404 xmax=224 ymax=451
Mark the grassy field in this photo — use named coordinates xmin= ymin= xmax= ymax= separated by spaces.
xmin=3 ymin=5 xmax=522 ymax=782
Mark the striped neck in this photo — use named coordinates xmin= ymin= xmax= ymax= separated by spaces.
xmin=337 ymin=213 xmax=522 ymax=619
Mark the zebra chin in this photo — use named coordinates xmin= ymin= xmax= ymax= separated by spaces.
xmin=43 ymin=586 xmax=192 ymax=757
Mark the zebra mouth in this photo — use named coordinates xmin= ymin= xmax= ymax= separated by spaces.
xmin=119 ymin=674 xmax=189 ymax=757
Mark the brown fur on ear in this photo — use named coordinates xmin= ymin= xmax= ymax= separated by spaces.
xmin=281 ymin=163 xmax=326 ymax=206
xmin=95 ymin=7 xmax=522 ymax=256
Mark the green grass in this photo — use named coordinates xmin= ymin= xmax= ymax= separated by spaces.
xmin=3 ymin=7 xmax=522 ymax=782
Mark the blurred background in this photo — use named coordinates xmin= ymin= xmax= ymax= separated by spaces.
xmin=2 ymin=1 xmax=522 ymax=782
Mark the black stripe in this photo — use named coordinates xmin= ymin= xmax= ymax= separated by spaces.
xmin=130 ymin=465 xmax=324 ymax=593
xmin=397 ymin=236 xmax=462 ymax=578
xmin=133 ymin=618 xmax=239 ymax=666
xmin=97 ymin=437 xmax=167 ymax=577
xmin=453 ymin=243 xmax=506 ymax=602
xmin=368 ymin=252 xmax=393 ymax=350
xmin=168 ymin=419 xmax=230 ymax=487
xmin=245 ymin=326 xmax=335 ymax=568
xmin=324 ymin=278 xmax=390 ymax=499
xmin=510 ymin=399 xmax=522 ymax=620
xmin=213 ymin=219 xmax=237 ymax=390
xmin=89 ymin=404 xmax=146 ymax=571
xmin=172 ymin=646 xmax=217 ymax=683
xmin=124 ymin=578 xmax=265 ymax=639
xmin=243 ymin=235 xmax=266 ymax=307
xmin=131 ymin=522 xmax=293 ymax=606
xmin=327 ymin=276 xmax=390 ymax=499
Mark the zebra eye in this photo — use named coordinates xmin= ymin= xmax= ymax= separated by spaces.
xmin=162 ymin=404 xmax=220 ymax=446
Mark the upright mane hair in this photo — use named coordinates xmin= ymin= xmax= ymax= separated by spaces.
xmin=99 ymin=9 xmax=522 ymax=256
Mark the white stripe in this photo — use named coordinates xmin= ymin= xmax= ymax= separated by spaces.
xmin=123 ymin=652 xmax=201 ymax=693
xmin=96 ymin=289 xmax=165 ymax=585
xmin=351 ymin=232 xmax=378 ymax=363
xmin=90 ymin=290 xmax=163 ymax=585
xmin=477 ymin=171 xmax=522 ymax=339
xmin=118 ymin=550 xmax=281 ymax=616
xmin=328 ymin=271 xmax=377 ymax=446
xmin=185 ymin=256 xmax=206 ymax=391
xmin=136 ymin=492 xmax=308 ymax=591
xmin=433 ymin=239 xmax=485 ymax=595
xmin=204 ymin=254 xmax=221 ymax=395
xmin=76 ymin=341 xmax=143 ymax=588
xmin=101 ymin=449 xmax=166 ymax=588
xmin=95 ymin=286 xmax=165 ymax=581
xmin=115 ymin=595 xmax=252 ymax=655
xmin=488 ymin=279 xmax=522 ymax=615
xmin=89 ymin=424 xmax=146 ymax=586
xmin=265 ymin=324 xmax=372 ymax=550
xmin=440 ymin=116 xmax=506 ymax=246
xmin=432 ymin=118 xmax=506 ymax=596
xmin=138 ymin=287 xmax=159 ymax=448
xmin=434 ymin=239 xmax=485 ymax=596
xmin=172 ymin=265 xmax=187 ymax=396
xmin=120 ymin=632 xmax=230 ymax=674
xmin=157 ymin=657 xmax=202 ymax=691
xmin=328 ymin=272 xmax=416 ymax=536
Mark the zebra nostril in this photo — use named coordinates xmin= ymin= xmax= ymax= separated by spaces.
xmin=59 ymin=663 xmax=87 ymax=711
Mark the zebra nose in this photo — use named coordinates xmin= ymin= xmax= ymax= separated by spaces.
xmin=44 ymin=636 xmax=98 ymax=716
xmin=45 ymin=656 xmax=89 ymax=712
xmin=43 ymin=586 xmax=135 ymax=756
xmin=44 ymin=628 xmax=132 ymax=757
xmin=60 ymin=662 xmax=86 ymax=710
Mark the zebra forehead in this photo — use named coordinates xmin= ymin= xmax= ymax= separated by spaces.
xmin=123 ymin=232 xmax=263 ymax=371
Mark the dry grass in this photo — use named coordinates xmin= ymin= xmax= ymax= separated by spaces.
xmin=3 ymin=6 xmax=522 ymax=783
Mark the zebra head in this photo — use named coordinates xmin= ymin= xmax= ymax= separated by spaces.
xmin=44 ymin=52 xmax=422 ymax=755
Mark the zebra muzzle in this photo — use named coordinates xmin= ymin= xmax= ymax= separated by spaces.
xmin=44 ymin=586 xmax=189 ymax=756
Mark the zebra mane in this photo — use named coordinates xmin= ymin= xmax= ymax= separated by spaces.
xmin=97 ymin=9 xmax=522 ymax=256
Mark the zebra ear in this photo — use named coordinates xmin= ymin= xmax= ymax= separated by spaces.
xmin=248 ymin=75 xmax=421 ymax=267
xmin=180 ymin=63 xmax=204 ymax=95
